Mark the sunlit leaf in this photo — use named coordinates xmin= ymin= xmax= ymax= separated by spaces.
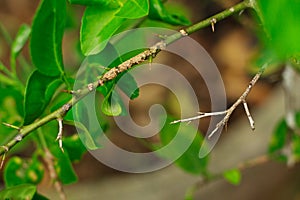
xmin=116 ymin=0 xmax=149 ymax=19
xmin=68 ymin=0 xmax=120 ymax=8
xmin=11 ymin=24 xmax=31 ymax=59
xmin=23 ymin=70 xmax=62 ymax=125
xmin=149 ymin=0 xmax=191 ymax=26
xmin=0 ymin=184 xmax=38 ymax=200
xmin=159 ymin=117 xmax=208 ymax=175
xmin=30 ymin=0 xmax=66 ymax=76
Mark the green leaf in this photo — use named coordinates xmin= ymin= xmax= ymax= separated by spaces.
xmin=63 ymin=134 xmax=87 ymax=162
xmin=23 ymin=70 xmax=62 ymax=125
xmin=149 ymin=0 xmax=191 ymax=26
xmin=11 ymin=24 xmax=31 ymax=59
xmin=296 ymin=112 xmax=300 ymax=128
xmin=159 ymin=117 xmax=209 ymax=175
xmin=117 ymin=72 xmax=139 ymax=99
xmin=223 ymin=169 xmax=242 ymax=185
xmin=292 ymin=134 xmax=300 ymax=160
xmin=0 ymin=184 xmax=37 ymax=200
xmin=71 ymin=99 xmax=102 ymax=150
xmin=49 ymin=145 xmax=78 ymax=185
xmin=68 ymin=0 xmax=120 ymax=8
xmin=4 ymin=156 xmax=44 ymax=187
xmin=80 ymin=6 xmax=125 ymax=55
xmin=116 ymin=0 xmax=149 ymax=19
xmin=101 ymin=85 xmax=127 ymax=116
xmin=256 ymin=0 xmax=300 ymax=60
xmin=30 ymin=0 xmax=66 ymax=76
xmin=268 ymin=119 xmax=288 ymax=154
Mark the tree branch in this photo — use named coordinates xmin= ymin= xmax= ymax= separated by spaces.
xmin=172 ymin=64 xmax=267 ymax=138
xmin=0 ymin=0 xmax=253 ymax=156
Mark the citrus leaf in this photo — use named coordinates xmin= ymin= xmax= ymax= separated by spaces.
xmin=49 ymin=145 xmax=78 ymax=185
xmin=101 ymin=88 xmax=127 ymax=116
xmin=80 ymin=6 xmax=125 ymax=55
xmin=68 ymin=0 xmax=120 ymax=8
xmin=223 ymin=169 xmax=242 ymax=185
xmin=117 ymin=72 xmax=139 ymax=99
xmin=4 ymin=156 xmax=44 ymax=187
xmin=256 ymin=0 xmax=300 ymax=60
xmin=268 ymin=119 xmax=288 ymax=154
xmin=116 ymin=0 xmax=149 ymax=19
xmin=149 ymin=0 xmax=191 ymax=26
xmin=30 ymin=0 xmax=66 ymax=76
xmin=159 ymin=117 xmax=209 ymax=175
xmin=11 ymin=24 xmax=31 ymax=59
xmin=23 ymin=70 xmax=62 ymax=125
xmin=63 ymin=134 xmax=87 ymax=162
xmin=0 ymin=184 xmax=37 ymax=200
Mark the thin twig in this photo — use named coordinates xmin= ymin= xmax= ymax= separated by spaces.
xmin=172 ymin=65 xmax=266 ymax=139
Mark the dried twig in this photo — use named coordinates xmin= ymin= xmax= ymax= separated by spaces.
xmin=172 ymin=65 xmax=266 ymax=139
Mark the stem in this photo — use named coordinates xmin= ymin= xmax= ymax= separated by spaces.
xmin=0 ymin=0 xmax=253 ymax=156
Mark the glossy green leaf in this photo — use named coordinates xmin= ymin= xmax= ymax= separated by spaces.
xmin=256 ymin=0 xmax=300 ymax=60
xmin=72 ymin=99 xmax=102 ymax=150
xmin=4 ymin=156 xmax=44 ymax=187
xmin=101 ymin=88 xmax=127 ymax=116
xmin=68 ymin=0 xmax=120 ymax=8
xmin=49 ymin=145 xmax=78 ymax=184
xmin=0 ymin=184 xmax=37 ymax=200
xmin=149 ymin=0 xmax=191 ymax=26
xmin=116 ymin=0 xmax=149 ymax=19
xmin=30 ymin=0 xmax=66 ymax=76
xmin=80 ymin=6 xmax=125 ymax=55
xmin=223 ymin=169 xmax=242 ymax=185
xmin=117 ymin=72 xmax=139 ymax=99
xmin=268 ymin=119 xmax=288 ymax=154
xmin=23 ymin=70 xmax=62 ymax=125
xmin=63 ymin=134 xmax=87 ymax=162
xmin=159 ymin=117 xmax=209 ymax=175
xmin=11 ymin=24 xmax=31 ymax=59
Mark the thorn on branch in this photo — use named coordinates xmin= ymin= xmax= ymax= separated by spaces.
xmin=210 ymin=18 xmax=217 ymax=32
xmin=242 ymin=100 xmax=255 ymax=130
xmin=171 ymin=67 xmax=265 ymax=139
xmin=2 ymin=122 xmax=20 ymax=130
xmin=56 ymin=118 xmax=64 ymax=152
xmin=179 ymin=29 xmax=188 ymax=36
xmin=0 ymin=146 xmax=8 ymax=169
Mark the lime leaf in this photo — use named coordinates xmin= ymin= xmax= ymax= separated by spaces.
xmin=292 ymin=134 xmax=300 ymax=160
xmin=11 ymin=24 xmax=31 ymax=59
xmin=49 ymin=145 xmax=78 ymax=185
xmin=268 ymin=119 xmax=288 ymax=154
xmin=223 ymin=169 xmax=242 ymax=185
xmin=159 ymin=117 xmax=209 ymax=175
xmin=295 ymin=112 xmax=300 ymax=128
xmin=4 ymin=156 xmax=44 ymax=187
xmin=23 ymin=70 xmax=62 ymax=125
xmin=149 ymin=0 xmax=191 ymax=26
xmin=30 ymin=0 xmax=66 ymax=76
xmin=256 ymin=0 xmax=300 ymax=60
xmin=117 ymin=72 xmax=139 ymax=99
xmin=101 ymin=88 xmax=127 ymax=116
xmin=68 ymin=0 xmax=120 ymax=8
xmin=63 ymin=134 xmax=87 ymax=162
xmin=71 ymin=98 xmax=102 ymax=150
xmin=80 ymin=6 xmax=125 ymax=55
xmin=0 ymin=184 xmax=37 ymax=200
xmin=116 ymin=0 xmax=149 ymax=19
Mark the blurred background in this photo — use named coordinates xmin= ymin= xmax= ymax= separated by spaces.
xmin=1 ymin=0 xmax=300 ymax=199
